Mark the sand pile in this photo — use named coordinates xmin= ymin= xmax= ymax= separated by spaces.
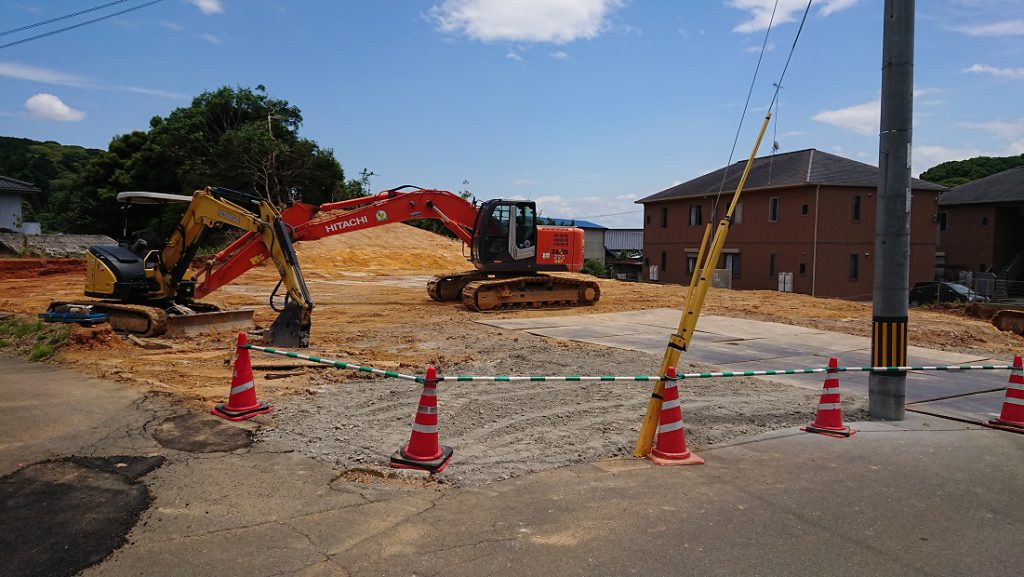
xmin=292 ymin=223 xmax=471 ymax=277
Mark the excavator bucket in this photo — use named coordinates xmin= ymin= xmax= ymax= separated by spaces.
xmin=263 ymin=301 xmax=311 ymax=348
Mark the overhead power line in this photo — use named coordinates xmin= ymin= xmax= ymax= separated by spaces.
xmin=0 ymin=0 xmax=166 ymax=51
xmin=0 ymin=0 xmax=130 ymax=37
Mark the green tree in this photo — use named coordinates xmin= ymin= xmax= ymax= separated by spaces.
xmin=920 ymin=154 xmax=1024 ymax=188
xmin=42 ymin=86 xmax=364 ymax=236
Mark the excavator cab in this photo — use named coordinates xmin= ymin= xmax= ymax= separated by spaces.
xmin=472 ymin=200 xmax=537 ymax=271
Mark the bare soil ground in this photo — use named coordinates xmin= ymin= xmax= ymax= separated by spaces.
xmin=1 ymin=224 xmax=1018 ymax=484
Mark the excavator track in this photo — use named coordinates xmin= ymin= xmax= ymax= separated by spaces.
xmin=47 ymin=300 xmax=253 ymax=338
xmin=48 ymin=301 xmax=168 ymax=337
xmin=427 ymin=271 xmax=489 ymax=302
xmin=460 ymin=275 xmax=601 ymax=312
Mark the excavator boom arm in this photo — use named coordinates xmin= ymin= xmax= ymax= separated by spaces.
xmin=194 ymin=187 xmax=480 ymax=298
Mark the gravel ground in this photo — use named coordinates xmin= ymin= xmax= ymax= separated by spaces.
xmin=256 ymin=325 xmax=868 ymax=486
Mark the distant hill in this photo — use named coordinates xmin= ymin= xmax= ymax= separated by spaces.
xmin=0 ymin=136 xmax=104 ymax=229
xmin=920 ymin=153 xmax=1024 ymax=188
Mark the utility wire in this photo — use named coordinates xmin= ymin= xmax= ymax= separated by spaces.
xmin=0 ymin=0 xmax=166 ymax=51
xmin=577 ymin=209 xmax=642 ymax=219
xmin=0 ymin=0 xmax=129 ymax=36
xmin=769 ymin=0 xmax=813 ymax=112
xmin=713 ymin=0 xmax=781 ymax=207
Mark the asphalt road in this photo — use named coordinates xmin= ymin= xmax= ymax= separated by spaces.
xmin=1 ymin=351 xmax=1022 ymax=577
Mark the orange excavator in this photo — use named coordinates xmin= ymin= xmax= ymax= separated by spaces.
xmin=186 ymin=185 xmax=600 ymax=344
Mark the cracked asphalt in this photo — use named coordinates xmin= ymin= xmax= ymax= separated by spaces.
xmin=1 ymin=356 xmax=1023 ymax=577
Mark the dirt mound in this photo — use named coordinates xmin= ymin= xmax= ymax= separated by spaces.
xmin=0 ymin=258 xmax=83 ymax=279
xmin=68 ymin=324 xmax=126 ymax=350
xmin=293 ymin=223 xmax=469 ymax=276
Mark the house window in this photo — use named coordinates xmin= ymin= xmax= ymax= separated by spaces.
xmin=734 ymin=201 xmax=743 ymax=224
xmin=725 ymin=253 xmax=741 ymax=279
xmin=661 ymin=251 xmax=667 ymax=272
xmin=769 ymin=197 xmax=780 ymax=222
xmin=981 ymin=216 xmax=989 ymax=226
xmin=849 ymin=254 xmax=859 ymax=281
xmin=660 ymin=207 xmax=668 ymax=228
xmin=769 ymin=253 xmax=778 ymax=277
xmin=852 ymin=195 xmax=862 ymax=222
xmin=799 ymin=263 xmax=807 ymax=275
xmin=938 ymin=211 xmax=948 ymax=231
xmin=687 ymin=255 xmax=697 ymax=274
xmin=801 ymin=204 xmax=809 ymax=216
xmin=689 ymin=204 xmax=703 ymax=226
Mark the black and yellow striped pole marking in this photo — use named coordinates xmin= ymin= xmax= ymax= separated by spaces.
xmin=872 ymin=316 xmax=908 ymax=373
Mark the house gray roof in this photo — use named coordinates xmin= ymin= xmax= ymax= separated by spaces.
xmin=938 ymin=166 xmax=1024 ymax=206
xmin=604 ymin=229 xmax=643 ymax=251
xmin=545 ymin=218 xmax=607 ymax=229
xmin=0 ymin=175 xmax=41 ymax=194
xmin=638 ymin=148 xmax=945 ymax=204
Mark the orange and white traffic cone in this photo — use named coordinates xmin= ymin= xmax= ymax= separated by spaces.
xmin=801 ymin=357 xmax=855 ymax=437
xmin=986 ymin=355 xmax=1024 ymax=433
xmin=212 ymin=332 xmax=273 ymax=421
xmin=390 ymin=365 xmax=454 ymax=473
xmin=648 ymin=367 xmax=703 ymax=465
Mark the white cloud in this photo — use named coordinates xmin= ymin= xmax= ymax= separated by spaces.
xmin=0 ymin=61 xmax=89 ymax=87
xmin=25 ymin=93 xmax=85 ymax=122
xmin=727 ymin=0 xmax=858 ymax=33
xmin=198 ymin=33 xmax=222 ymax=45
xmin=549 ymin=50 xmax=569 ymax=59
xmin=160 ymin=21 xmax=183 ymax=32
xmin=956 ymin=19 xmax=1024 ymax=36
xmin=812 ymin=99 xmax=879 ymax=135
xmin=187 ymin=0 xmax=224 ymax=15
xmin=429 ymin=0 xmax=624 ymax=43
xmin=958 ymin=118 xmax=1024 ymax=140
xmin=505 ymin=51 xmax=523 ymax=61
xmin=745 ymin=41 xmax=774 ymax=53
xmin=0 ymin=61 xmax=184 ymax=99
xmin=818 ymin=0 xmax=858 ymax=16
xmin=963 ymin=63 xmax=1024 ymax=79
xmin=531 ymin=192 xmax=643 ymax=227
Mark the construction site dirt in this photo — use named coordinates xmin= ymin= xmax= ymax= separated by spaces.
xmin=1 ymin=224 xmax=1020 ymax=484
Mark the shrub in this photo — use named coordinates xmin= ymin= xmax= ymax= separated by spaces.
xmin=581 ymin=258 xmax=610 ymax=278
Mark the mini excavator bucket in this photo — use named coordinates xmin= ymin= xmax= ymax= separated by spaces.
xmin=263 ymin=301 xmax=311 ymax=348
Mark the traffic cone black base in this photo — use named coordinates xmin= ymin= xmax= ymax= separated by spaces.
xmin=390 ymin=445 xmax=454 ymax=473
xmin=211 ymin=402 xmax=272 ymax=421
xmin=800 ymin=423 xmax=854 ymax=438
xmin=985 ymin=419 xmax=1024 ymax=434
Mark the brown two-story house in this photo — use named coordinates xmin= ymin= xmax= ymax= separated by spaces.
xmin=637 ymin=149 xmax=945 ymax=299
xmin=936 ymin=166 xmax=1024 ymax=283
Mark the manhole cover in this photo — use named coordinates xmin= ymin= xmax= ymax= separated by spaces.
xmin=0 ymin=456 xmax=163 ymax=577
xmin=152 ymin=413 xmax=253 ymax=453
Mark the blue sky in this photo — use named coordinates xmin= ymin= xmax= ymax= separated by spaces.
xmin=1 ymin=0 xmax=1022 ymax=228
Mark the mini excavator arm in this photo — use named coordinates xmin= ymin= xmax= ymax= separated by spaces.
xmin=156 ymin=186 xmax=314 ymax=347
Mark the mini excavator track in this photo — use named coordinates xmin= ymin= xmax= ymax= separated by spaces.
xmin=460 ymin=275 xmax=601 ymax=312
xmin=48 ymin=301 xmax=168 ymax=337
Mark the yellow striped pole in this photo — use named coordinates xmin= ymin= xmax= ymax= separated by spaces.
xmin=633 ymin=112 xmax=773 ymax=458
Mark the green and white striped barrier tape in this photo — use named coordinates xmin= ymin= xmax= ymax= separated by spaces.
xmin=241 ymin=344 xmax=1013 ymax=383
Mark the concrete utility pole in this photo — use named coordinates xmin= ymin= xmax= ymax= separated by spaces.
xmin=870 ymin=0 xmax=914 ymax=420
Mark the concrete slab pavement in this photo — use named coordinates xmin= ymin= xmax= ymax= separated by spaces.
xmin=479 ymin=309 xmax=1014 ymax=424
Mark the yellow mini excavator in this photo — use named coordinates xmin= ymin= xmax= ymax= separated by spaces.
xmin=49 ymin=186 xmax=314 ymax=347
